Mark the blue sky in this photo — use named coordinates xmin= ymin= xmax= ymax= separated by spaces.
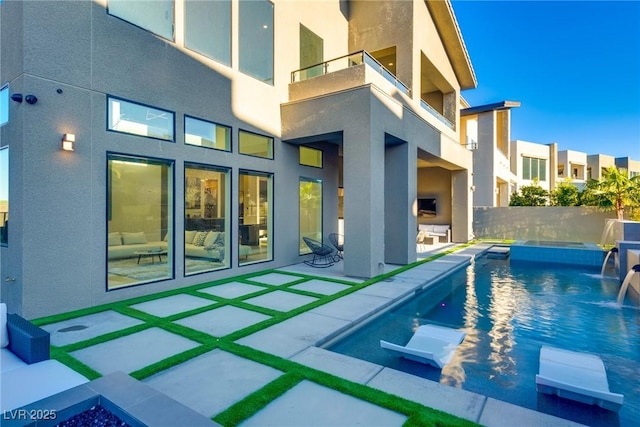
xmin=452 ymin=0 xmax=640 ymax=159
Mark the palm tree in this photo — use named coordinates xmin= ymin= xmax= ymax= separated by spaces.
xmin=582 ymin=166 xmax=640 ymax=220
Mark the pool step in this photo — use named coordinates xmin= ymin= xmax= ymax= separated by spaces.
xmin=487 ymin=246 xmax=510 ymax=259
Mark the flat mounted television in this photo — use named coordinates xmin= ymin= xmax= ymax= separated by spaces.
xmin=418 ymin=198 xmax=436 ymax=217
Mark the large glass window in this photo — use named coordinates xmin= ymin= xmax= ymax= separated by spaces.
xmin=185 ymin=0 xmax=231 ymax=65
xmin=239 ymin=0 xmax=274 ymax=85
xmin=108 ymin=97 xmax=174 ymax=141
xmin=522 ymin=156 xmax=547 ymax=181
xmin=239 ymin=130 xmax=273 ymax=159
xmin=185 ymin=164 xmax=230 ymax=275
xmin=107 ymin=155 xmax=173 ymax=290
xmin=108 ymin=0 xmax=174 ymax=41
xmin=0 ymin=86 xmax=8 ymax=126
xmin=299 ymin=178 xmax=322 ymax=254
xmin=185 ymin=116 xmax=231 ymax=151
xmin=0 ymin=147 xmax=8 ymax=246
xmin=239 ymin=171 xmax=272 ymax=265
xmin=299 ymin=25 xmax=323 ymax=79
xmin=299 ymin=146 xmax=322 ymax=168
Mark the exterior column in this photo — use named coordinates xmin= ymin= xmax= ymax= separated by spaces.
xmin=451 ymin=169 xmax=473 ymax=242
xmin=342 ymin=127 xmax=386 ymax=278
xmin=384 ymin=141 xmax=416 ymax=264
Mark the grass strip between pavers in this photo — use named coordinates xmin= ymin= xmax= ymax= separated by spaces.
xmin=36 ymin=244 xmax=481 ymax=426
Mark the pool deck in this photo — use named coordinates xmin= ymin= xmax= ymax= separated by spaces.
xmin=21 ymin=243 xmax=584 ymax=426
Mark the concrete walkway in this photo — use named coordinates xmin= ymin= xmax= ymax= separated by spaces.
xmin=37 ymin=243 xmax=584 ymax=427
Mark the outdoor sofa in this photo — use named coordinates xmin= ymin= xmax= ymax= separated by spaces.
xmin=0 ymin=303 xmax=89 ymax=412
xmin=417 ymin=224 xmax=451 ymax=243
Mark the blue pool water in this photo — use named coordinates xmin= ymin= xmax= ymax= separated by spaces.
xmin=329 ymin=256 xmax=640 ymax=427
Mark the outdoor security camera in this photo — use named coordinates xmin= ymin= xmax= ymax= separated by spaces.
xmin=25 ymin=95 xmax=38 ymax=105
xmin=10 ymin=94 xmax=22 ymax=103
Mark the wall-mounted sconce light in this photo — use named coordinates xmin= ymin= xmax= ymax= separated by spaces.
xmin=62 ymin=133 xmax=76 ymax=151
xmin=10 ymin=94 xmax=23 ymax=103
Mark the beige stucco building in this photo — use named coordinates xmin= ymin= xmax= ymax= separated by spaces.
xmin=0 ymin=0 xmax=477 ymax=317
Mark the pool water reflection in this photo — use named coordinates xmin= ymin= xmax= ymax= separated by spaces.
xmin=328 ymin=257 xmax=640 ymax=427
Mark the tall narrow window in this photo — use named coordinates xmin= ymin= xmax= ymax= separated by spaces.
xmin=0 ymin=86 xmax=8 ymax=126
xmin=185 ymin=116 xmax=231 ymax=151
xmin=299 ymin=25 xmax=323 ymax=79
xmin=299 ymin=178 xmax=322 ymax=254
xmin=185 ymin=0 xmax=231 ymax=65
xmin=239 ymin=171 xmax=272 ymax=265
xmin=0 ymin=147 xmax=8 ymax=246
xmin=239 ymin=0 xmax=274 ymax=84
xmin=107 ymin=155 xmax=173 ymax=290
xmin=185 ymin=164 xmax=230 ymax=275
xmin=108 ymin=0 xmax=174 ymax=41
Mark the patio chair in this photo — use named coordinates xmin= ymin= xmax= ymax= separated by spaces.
xmin=328 ymin=233 xmax=344 ymax=261
xmin=302 ymin=237 xmax=336 ymax=268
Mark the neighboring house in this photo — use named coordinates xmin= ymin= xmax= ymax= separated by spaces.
xmin=510 ymin=140 xmax=555 ymax=193
xmin=557 ymin=149 xmax=588 ymax=190
xmin=0 ymin=0 xmax=477 ymax=317
xmin=460 ymin=101 xmax=520 ymax=207
xmin=587 ymin=154 xmax=616 ymax=180
xmin=615 ymin=157 xmax=640 ymax=178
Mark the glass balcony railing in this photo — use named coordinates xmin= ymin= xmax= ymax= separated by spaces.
xmin=291 ymin=50 xmax=410 ymax=95
xmin=419 ymin=100 xmax=454 ymax=130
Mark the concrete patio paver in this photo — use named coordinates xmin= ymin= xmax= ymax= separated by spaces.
xmin=287 ymin=279 xmax=352 ymax=295
xmin=240 ymin=380 xmax=408 ymax=427
xmin=175 ymin=305 xmax=271 ymax=337
xmin=236 ymin=311 xmax=351 ymax=358
xmin=242 ymin=290 xmax=318 ymax=312
xmin=129 ymin=294 xmax=216 ymax=317
xmin=144 ymin=349 xmax=283 ymax=418
xmin=478 ymin=398 xmax=585 ymax=427
xmin=246 ymin=272 xmax=304 ymax=286
xmin=70 ymin=327 xmax=200 ymax=375
xmin=308 ymin=292 xmax=393 ymax=323
xmin=197 ymin=282 xmax=267 ymax=299
xmin=366 ymin=367 xmax=487 ymax=423
xmin=291 ymin=347 xmax=383 ymax=384
xmin=42 ymin=310 xmax=144 ymax=347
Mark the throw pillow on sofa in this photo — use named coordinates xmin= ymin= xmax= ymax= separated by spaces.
xmin=185 ymin=230 xmax=197 ymax=244
xmin=108 ymin=232 xmax=122 ymax=246
xmin=203 ymin=231 xmax=220 ymax=248
xmin=193 ymin=231 xmax=208 ymax=246
xmin=121 ymin=232 xmax=148 ymax=245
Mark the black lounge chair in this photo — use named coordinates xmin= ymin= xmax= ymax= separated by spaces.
xmin=329 ymin=233 xmax=344 ymax=261
xmin=302 ymin=237 xmax=336 ymax=268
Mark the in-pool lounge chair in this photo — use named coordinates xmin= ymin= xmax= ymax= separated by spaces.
xmin=379 ymin=324 xmax=466 ymax=368
xmin=535 ymin=345 xmax=624 ymax=412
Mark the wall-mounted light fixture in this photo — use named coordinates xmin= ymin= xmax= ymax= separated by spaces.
xmin=61 ymin=133 xmax=75 ymax=151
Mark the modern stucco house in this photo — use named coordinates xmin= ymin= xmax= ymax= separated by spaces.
xmin=0 ymin=0 xmax=478 ymax=318
xmin=460 ymin=101 xmax=520 ymax=207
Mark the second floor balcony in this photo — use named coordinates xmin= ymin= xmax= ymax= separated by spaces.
xmin=289 ymin=51 xmax=455 ymax=132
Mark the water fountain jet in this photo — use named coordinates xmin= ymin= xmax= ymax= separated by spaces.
xmin=600 ymin=247 xmax=618 ymax=277
xmin=617 ymin=264 xmax=640 ymax=305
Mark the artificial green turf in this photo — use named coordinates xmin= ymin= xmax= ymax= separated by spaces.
xmin=35 ymin=243 xmax=481 ymax=427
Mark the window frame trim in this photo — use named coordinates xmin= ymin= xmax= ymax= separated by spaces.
xmin=184 ymin=114 xmax=232 ymax=152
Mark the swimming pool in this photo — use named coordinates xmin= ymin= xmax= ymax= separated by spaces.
xmin=329 ymin=256 xmax=639 ymax=427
